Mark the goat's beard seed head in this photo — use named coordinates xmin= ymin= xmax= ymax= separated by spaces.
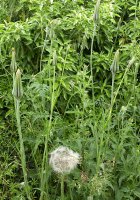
xmin=49 ymin=146 xmax=80 ymax=174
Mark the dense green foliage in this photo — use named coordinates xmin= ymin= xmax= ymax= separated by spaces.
xmin=0 ymin=0 xmax=140 ymax=199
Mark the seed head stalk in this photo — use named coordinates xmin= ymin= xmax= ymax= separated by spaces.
xmin=61 ymin=175 xmax=65 ymax=200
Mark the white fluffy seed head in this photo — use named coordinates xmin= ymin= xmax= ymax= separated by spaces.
xmin=49 ymin=146 xmax=80 ymax=174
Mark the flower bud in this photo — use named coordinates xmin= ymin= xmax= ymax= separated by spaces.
xmin=110 ymin=49 xmax=119 ymax=74
xmin=53 ymin=50 xmax=57 ymax=66
xmin=128 ymin=56 xmax=135 ymax=67
xmin=12 ymin=69 xmax=23 ymax=99
xmin=93 ymin=0 xmax=101 ymax=23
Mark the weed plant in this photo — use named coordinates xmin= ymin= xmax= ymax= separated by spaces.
xmin=0 ymin=0 xmax=140 ymax=199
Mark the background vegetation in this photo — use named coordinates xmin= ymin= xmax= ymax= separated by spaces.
xmin=0 ymin=0 xmax=140 ymax=199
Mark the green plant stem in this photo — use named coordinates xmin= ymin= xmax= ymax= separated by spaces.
xmin=39 ymin=136 xmax=48 ymax=200
xmin=15 ymin=99 xmax=31 ymax=200
xmin=61 ymin=175 xmax=65 ymax=200
xmin=40 ymin=27 xmax=48 ymax=71
xmin=96 ymin=59 xmax=135 ymax=172
xmin=90 ymin=24 xmax=97 ymax=112
xmin=69 ymin=187 xmax=73 ymax=200
xmin=39 ymin=117 xmax=52 ymax=200
xmin=105 ymin=57 xmax=135 ymax=128
xmin=96 ymin=133 xmax=104 ymax=173
xmin=111 ymin=73 xmax=115 ymax=107
xmin=40 ymin=64 xmax=56 ymax=200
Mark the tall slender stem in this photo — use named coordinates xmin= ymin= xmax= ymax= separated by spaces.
xmin=15 ymin=99 xmax=31 ymax=200
xmin=40 ymin=64 xmax=56 ymax=200
xmin=111 ymin=73 xmax=115 ymax=107
xmin=61 ymin=175 xmax=65 ymax=200
xmin=90 ymin=24 xmax=96 ymax=112
xmin=105 ymin=57 xmax=135 ymax=128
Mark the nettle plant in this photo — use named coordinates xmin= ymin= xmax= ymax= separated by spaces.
xmin=0 ymin=0 xmax=140 ymax=199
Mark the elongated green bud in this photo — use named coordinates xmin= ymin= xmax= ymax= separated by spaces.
xmin=93 ymin=0 xmax=101 ymax=23
xmin=110 ymin=50 xmax=119 ymax=74
xmin=53 ymin=50 xmax=57 ymax=66
xmin=10 ymin=48 xmax=17 ymax=73
xmin=12 ymin=69 xmax=23 ymax=99
xmin=128 ymin=56 xmax=135 ymax=67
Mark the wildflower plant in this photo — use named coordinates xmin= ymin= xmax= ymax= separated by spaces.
xmin=12 ymin=67 xmax=31 ymax=200
xmin=49 ymin=146 xmax=80 ymax=199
